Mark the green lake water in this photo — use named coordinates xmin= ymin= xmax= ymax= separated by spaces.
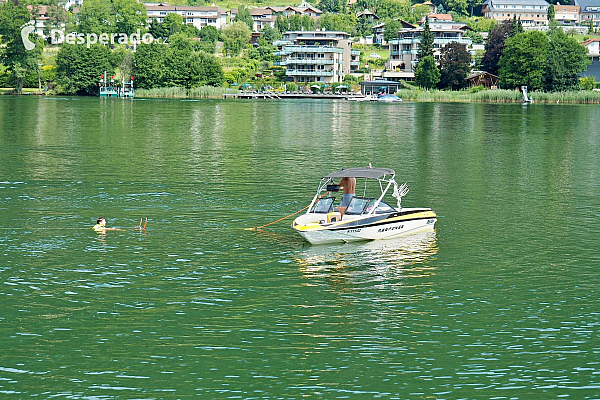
xmin=0 ymin=96 xmax=598 ymax=399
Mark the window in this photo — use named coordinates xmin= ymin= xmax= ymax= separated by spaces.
xmin=364 ymin=200 xmax=396 ymax=214
xmin=344 ymin=198 xmax=371 ymax=215
xmin=310 ymin=197 xmax=335 ymax=213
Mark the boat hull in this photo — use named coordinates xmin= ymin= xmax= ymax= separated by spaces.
xmin=293 ymin=209 xmax=436 ymax=245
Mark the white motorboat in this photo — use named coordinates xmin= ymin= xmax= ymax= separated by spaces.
xmin=345 ymin=94 xmax=376 ymax=102
xmin=292 ymin=167 xmax=437 ymax=245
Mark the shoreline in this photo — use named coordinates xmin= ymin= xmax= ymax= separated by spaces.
xmin=5 ymin=88 xmax=600 ymax=104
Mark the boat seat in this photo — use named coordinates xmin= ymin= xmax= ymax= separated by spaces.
xmin=327 ymin=211 xmax=341 ymax=223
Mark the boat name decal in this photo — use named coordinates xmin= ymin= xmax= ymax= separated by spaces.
xmin=347 ymin=228 xmax=362 ymax=233
xmin=379 ymin=225 xmax=404 ymax=233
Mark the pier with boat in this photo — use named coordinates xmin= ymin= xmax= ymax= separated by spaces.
xmin=98 ymin=72 xmax=135 ymax=98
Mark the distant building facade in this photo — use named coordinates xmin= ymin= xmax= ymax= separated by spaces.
xmin=581 ymin=38 xmax=600 ymax=80
xmin=231 ymin=3 xmax=322 ymax=32
xmin=26 ymin=5 xmax=50 ymax=38
xmin=554 ymin=4 xmax=581 ymax=25
xmin=274 ymin=31 xmax=359 ymax=83
xmin=145 ymin=3 xmax=227 ymax=30
xmin=383 ymin=24 xmax=473 ymax=81
xmin=574 ymin=0 xmax=600 ymax=28
xmin=482 ymin=0 xmax=550 ymax=28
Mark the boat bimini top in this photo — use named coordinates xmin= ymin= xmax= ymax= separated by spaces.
xmin=306 ymin=167 xmax=410 ymax=216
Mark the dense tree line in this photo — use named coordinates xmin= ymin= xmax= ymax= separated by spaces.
xmin=483 ymin=20 xmax=589 ymax=91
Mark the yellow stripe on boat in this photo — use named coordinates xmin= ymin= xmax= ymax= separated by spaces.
xmin=293 ymin=210 xmax=436 ymax=232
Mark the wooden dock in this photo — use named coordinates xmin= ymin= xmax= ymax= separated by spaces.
xmin=223 ymin=92 xmax=362 ymax=100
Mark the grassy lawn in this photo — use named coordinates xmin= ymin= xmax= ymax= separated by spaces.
xmin=0 ymin=88 xmax=43 ymax=94
xmin=573 ymin=33 xmax=600 ymax=42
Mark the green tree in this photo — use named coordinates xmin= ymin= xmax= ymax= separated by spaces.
xmin=446 ymin=0 xmax=468 ymax=15
xmin=415 ymin=55 xmax=440 ymax=89
xmin=260 ymin=25 xmax=281 ymax=45
xmin=234 ymin=5 xmax=254 ymax=31
xmin=56 ymin=43 xmax=112 ymax=94
xmin=547 ymin=4 xmax=555 ymax=22
xmin=418 ymin=18 xmax=434 ymax=60
xmin=439 ymin=42 xmax=471 ymax=89
xmin=189 ymin=51 xmax=224 ymax=87
xmin=467 ymin=0 xmax=484 ymax=16
xmin=199 ymin=25 xmax=219 ymax=43
xmin=544 ymin=29 xmax=590 ymax=91
xmin=74 ymin=0 xmax=114 ymax=34
xmin=319 ymin=0 xmax=346 ymax=13
xmin=465 ymin=30 xmax=484 ymax=44
xmin=384 ymin=19 xmax=404 ymax=43
xmin=112 ymin=0 xmax=147 ymax=35
xmin=75 ymin=0 xmax=146 ymax=35
xmin=149 ymin=18 xmax=169 ymax=40
xmin=164 ymin=13 xmax=184 ymax=36
xmin=509 ymin=15 xmax=523 ymax=37
xmin=498 ymin=31 xmax=549 ymax=91
xmin=160 ymin=33 xmax=223 ymax=88
xmin=580 ymin=76 xmax=596 ymax=90
xmin=318 ymin=12 xmax=357 ymax=34
xmin=134 ymin=42 xmax=166 ymax=89
xmin=222 ymin=21 xmax=251 ymax=56
xmin=0 ymin=1 xmax=43 ymax=93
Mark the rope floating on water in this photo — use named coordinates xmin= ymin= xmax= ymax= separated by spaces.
xmin=245 ymin=192 xmax=329 ymax=231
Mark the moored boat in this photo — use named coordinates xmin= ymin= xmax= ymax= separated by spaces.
xmin=292 ymin=167 xmax=436 ymax=245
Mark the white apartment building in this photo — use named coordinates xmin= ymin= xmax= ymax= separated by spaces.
xmin=145 ymin=3 xmax=227 ymax=30
xmin=574 ymin=0 xmax=600 ymax=28
xmin=482 ymin=0 xmax=550 ymax=28
xmin=383 ymin=25 xmax=473 ymax=81
xmin=554 ymin=4 xmax=581 ymax=25
xmin=274 ymin=31 xmax=359 ymax=83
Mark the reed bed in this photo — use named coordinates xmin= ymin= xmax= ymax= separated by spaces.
xmin=396 ymin=88 xmax=600 ymax=103
xmin=136 ymin=86 xmax=238 ymax=99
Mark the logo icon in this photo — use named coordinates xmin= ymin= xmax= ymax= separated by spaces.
xmin=20 ymin=21 xmax=36 ymax=51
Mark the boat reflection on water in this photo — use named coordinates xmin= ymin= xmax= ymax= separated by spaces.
xmin=296 ymin=230 xmax=438 ymax=281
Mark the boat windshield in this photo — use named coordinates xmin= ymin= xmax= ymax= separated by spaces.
xmin=345 ymin=197 xmax=397 ymax=215
xmin=344 ymin=197 xmax=371 ymax=215
xmin=364 ymin=199 xmax=396 ymax=214
xmin=310 ymin=197 xmax=335 ymax=213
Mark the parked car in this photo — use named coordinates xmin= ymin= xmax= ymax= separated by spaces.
xmin=369 ymin=53 xmax=382 ymax=59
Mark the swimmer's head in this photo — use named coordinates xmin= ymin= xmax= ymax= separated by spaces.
xmin=97 ymin=217 xmax=106 ymax=226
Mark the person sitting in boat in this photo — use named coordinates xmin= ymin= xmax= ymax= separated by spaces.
xmin=93 ymin=217 xmax=122 ymax=232
xmin=337 ymin=177 xmax=356 ymax=219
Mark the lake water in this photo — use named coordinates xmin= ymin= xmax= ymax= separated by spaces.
xmin=0 ymin=96 xmax=598 ymax=399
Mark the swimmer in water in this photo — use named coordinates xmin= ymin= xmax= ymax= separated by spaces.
xmin=93 ymin=217 xmax=122 ymax=232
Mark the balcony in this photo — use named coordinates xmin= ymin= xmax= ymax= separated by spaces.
xmin=283 ymin=59 xmax=335 ymax=65
xmin=285 ymin=70 xmax=335 ymax=77
xmin=350 ymin=61 xmax=360 ymax=66
xmin=281 ymin=46 xmax=344 ymax=54
xmin=351 ymin=49 xmax=361 ymax=55
xmin=273 ymin=40 xmax=293 ymax=46
xmin=389 ymin=38 xmax=420 ymax=45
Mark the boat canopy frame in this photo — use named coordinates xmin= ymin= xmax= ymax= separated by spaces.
xmin=307 ymin=167 xmax=409 ymax=216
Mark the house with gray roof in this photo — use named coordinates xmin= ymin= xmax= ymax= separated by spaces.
xmin=574 ymin=0 xmax=600 ymax=28
xmin=482 ymin=0 xmax=550 ymax=28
